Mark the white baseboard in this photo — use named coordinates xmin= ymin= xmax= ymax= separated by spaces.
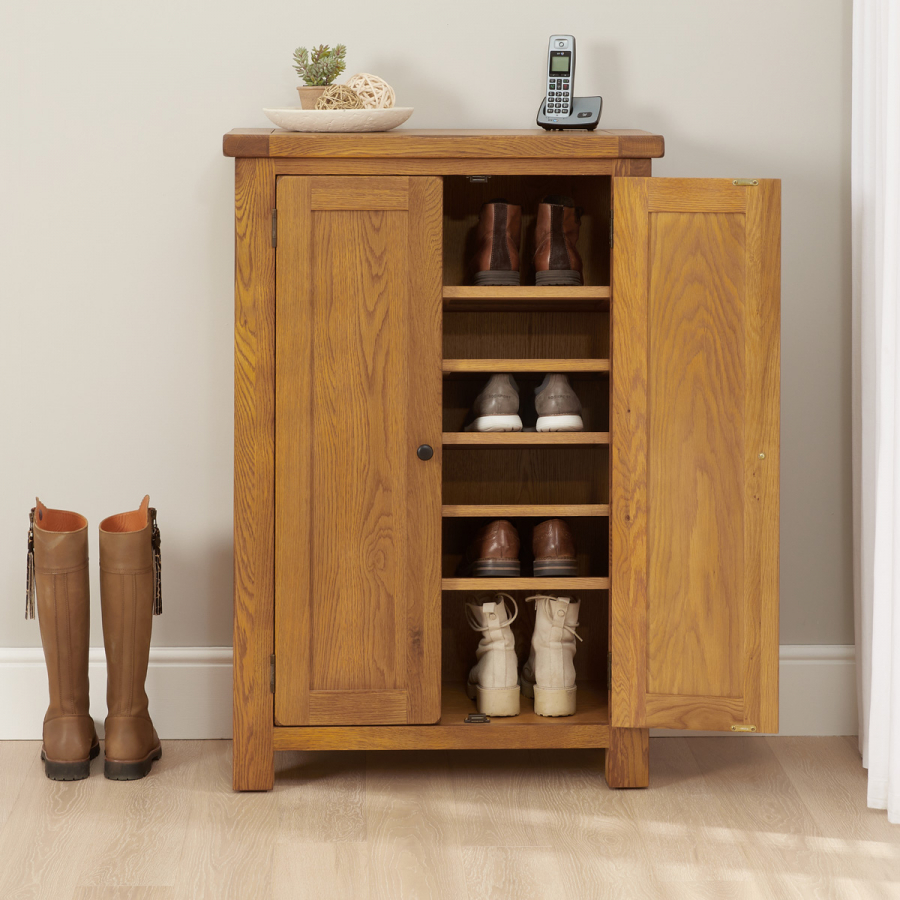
xmin=0 ymin=644 xmax=857 ymax=740
xmin=0 ymin=647 xmax=233 ymax=740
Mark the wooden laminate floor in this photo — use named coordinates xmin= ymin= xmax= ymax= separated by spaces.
xmin=0 ymin=737 xmax=895 ymax=899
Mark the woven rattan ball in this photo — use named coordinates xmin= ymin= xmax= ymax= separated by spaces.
xmin=345 ymin=73 xmax=396 ymax=109
xmin=315 ymin=84 xmax=364 ymax=110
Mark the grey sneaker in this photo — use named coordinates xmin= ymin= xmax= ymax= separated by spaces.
xmin=463 ymin=374 xmax=523 ymax=433
xmin=534 ymin=374 xmax=584 ymax=432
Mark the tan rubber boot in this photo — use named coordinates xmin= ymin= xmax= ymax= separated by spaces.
xmin=99 ymin=495 xmax=162 ymax=780
xmin=28 ymin=500 xmax=100 ymax=780
xmin=519 ymin=594 xmax=582 ymax=716
xmin=465 ymin=594 xmax=520 ymax=717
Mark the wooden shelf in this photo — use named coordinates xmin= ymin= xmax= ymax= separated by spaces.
xmin=272 ymin=682 xmax=610 ymax=751
xmin=443 ymin=359 xmax=610 ymax=374
xmin=442 ymin=504 xmax=609 ymax=518
xmin=442 ymin=577 xmax=609 ymax=591
xmin=443 ymin=432 xmax=609 ymax=446
xmin=443 ymin=286 xmax=610 ymax=312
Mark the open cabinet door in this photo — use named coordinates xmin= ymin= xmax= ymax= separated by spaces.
xmin=610 ymin=178 xmax=780 ymax=732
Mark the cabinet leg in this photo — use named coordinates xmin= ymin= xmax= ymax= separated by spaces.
xmin=605 ymin=726 xmax=649 ymax=788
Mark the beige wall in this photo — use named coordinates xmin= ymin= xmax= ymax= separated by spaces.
xmin=0 ymin=0 xmax=852 ymax=648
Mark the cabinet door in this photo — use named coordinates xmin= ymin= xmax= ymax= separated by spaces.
xmin=611 ymin=178 xmax=780 ymax=732
xmin=274 ymin=176 xmax=443 ymax=726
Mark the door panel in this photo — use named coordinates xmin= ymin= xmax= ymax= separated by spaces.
xmin=275 ymin=175 xmax=443 ymax=727
xmin=611 ymin=178 xmax=780 ymax=733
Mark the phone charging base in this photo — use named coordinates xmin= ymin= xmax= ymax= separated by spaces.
xmin=536 ymin=96 xmax=603 ymax=131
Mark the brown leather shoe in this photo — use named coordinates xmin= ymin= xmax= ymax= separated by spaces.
xmin=534 ymin=373 xmax=584 ymax=432
xmin=470 ymin=199 xmax=522 ymax=286
xmin=100 ymin=496 xmax=163 ymax=780
xmin=30 ymin=500 xmax=100 ymax=780
xmin=463 ymin=374 xmax=522 ymax=433
xmin=532 ymin=518 xmax=577 ymax=577
xmin=457 ymin=520 xmax=521 ymax=577
xmin=533 ymin=195 xmax=583 ymax=286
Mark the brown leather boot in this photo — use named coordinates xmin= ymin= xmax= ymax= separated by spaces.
xmin=534 ymin=373 xmax=584 ymax=432
xmin=470 ymin=199 xmax=522 ymax=286
xmin=29 ymin=500 xmax=100 ymax=780
xmin=99 ymin=496 xmax=162 ymax=780
xmin=457 ymin=520 xmax=521 ymax=577
xmin=532 ymin=518 xmax=577 ymax=577
xmin=533 ymin=195 xmax=583 ymax=286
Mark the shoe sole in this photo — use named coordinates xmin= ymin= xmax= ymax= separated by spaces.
xmin=535 ymin=270 xmax=584 ymax=286
xmin=464 ymin=415 xmax=523 ymax=433
xmin=104 ymin=744 xmax=163 ymax=781
xmin=466 ymin=682 xmax=520 ymax=716
xmin=535 ymin=415 xmax=584 ymax=433
xmin=461 ymin=559 xmax=521 ymax=577
xmin=520 ymin=680 xmax=577 ymax=717
xmin=533 ymin=558 xmax=578 ymax=577
xmin=41 ymin=741 xmax=100 ymax=781
xmin=473 ymin=270 xmax=521 ymax=286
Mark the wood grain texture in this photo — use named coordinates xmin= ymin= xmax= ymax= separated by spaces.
xmin=275 ymin=176 xmax=442 ymax=729
xmin=647 ymin=209 xmax=747 ymax=699
xmin=442 ymin=285 xmax=609 ymax=313
xmin=442 ymin=503 xmax=609 ymax=517
xmin=274 ymin=158 xmax=626 ymax=175
xmin=442 ymin=358 xmax=609 ymax=373
xmin=647 ymin=178 xmax=749 ymax=212
xmin=222 ymin=128 xmax=665 ymax=159
xmin=273 ymin=683 xmax=609 ymax=751
xmin=442 ymin=577 xmax=610 ymax=591
xmin=611 ymin=178 xmax=780 ymax=735
xmin=746 ymin=181 xmax=781 ymax=734
xmin=2 ymin=738 xmax=896 ymax=898
xmin=605 ymin=726 xmax=650 ymax=788
xmin=442 ymin=432 xmax=609 ymax=445
xmin=610 ymin=175 xmax=650 ymax=729
xmin=233 ymin=156 xmax=276 ymax=791
xmin=309 ymin=176 xmax=409 ymax=210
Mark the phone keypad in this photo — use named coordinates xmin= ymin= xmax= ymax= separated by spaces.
xmin=547 ymin=77 xmax=571 ymax=115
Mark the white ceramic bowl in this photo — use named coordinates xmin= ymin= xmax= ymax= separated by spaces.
xmin=262 ymin=106 xmax=414 ymax=133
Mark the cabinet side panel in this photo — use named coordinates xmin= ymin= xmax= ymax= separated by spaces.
xmin=233 ymin=157 xmax=276 ymax=790
xmin=405 ymin=177 xmax=443 ymax=723
xmin=647 ymin=211 xmax=747 ymax=698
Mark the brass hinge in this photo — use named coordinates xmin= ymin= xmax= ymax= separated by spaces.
xmin=609 ymin=209 xmax=614 ymax=249
xmin=733 ymin=179 xmax=759 ymax=186
xmin=270 ymin=654 xmax=276 ymax=694
xmin=271 ymin=209 xmax=277 ymax=248
xmin=731 ymin=724 xmax=757 ymax=732
xmin=607 ymin=651 xmax=612 ymax=689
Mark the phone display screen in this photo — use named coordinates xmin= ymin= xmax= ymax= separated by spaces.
xmin=550 ymin=53 xmax=570 ymax=75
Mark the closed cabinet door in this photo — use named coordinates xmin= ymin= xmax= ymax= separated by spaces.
xmin=611 ymin=178 xmax=780 ymax=733
xmin=274 ymin=176 xmax=443 ymax=726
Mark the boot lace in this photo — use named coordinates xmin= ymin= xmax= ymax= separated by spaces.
xmin=465 ymin=593 xmax=519 ymax=631
xmin=524 ymin=594 xmax=583 ymax=641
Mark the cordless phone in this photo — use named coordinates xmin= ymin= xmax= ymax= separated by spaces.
xmin=545 ymin=35 xmax=575 ymax=117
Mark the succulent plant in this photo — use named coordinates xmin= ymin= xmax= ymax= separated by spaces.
xmin=292 ymin=44 xmax=347 ymax=86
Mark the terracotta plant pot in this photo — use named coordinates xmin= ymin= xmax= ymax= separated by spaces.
xmin=296 ymin=86 xmax=327 ymax=110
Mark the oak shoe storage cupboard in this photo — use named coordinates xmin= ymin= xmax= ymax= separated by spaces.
xmin=224 ymin=128 xmax=780 ymax=792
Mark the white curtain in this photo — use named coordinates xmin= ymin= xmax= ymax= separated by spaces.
xmin=853 ymin=0 xmax=900 ymax=823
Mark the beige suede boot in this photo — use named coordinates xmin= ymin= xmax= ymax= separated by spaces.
xmin=99 ymin=496 xmax=162 ymax=780
xmin=28 ymin=500 xmax=100 ymax=780
xmin=519 ymin=594 xmax=582 ymax=717
xmin=465 ymin=594 xmax=520 ymax=716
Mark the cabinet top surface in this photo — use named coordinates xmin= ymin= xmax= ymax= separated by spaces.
xmin=223 ymin=128 xmax=664 ymax=159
